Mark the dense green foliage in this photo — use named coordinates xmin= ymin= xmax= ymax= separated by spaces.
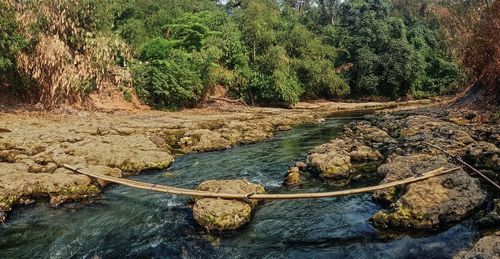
xmin=0 ymin=1 xmax=26 ymax=85
xmin=2 ymin=0 xmax=468 ymax=108
xmin=331 ymin=0 xmax=465 ymax=98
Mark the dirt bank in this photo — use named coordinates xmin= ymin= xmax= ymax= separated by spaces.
xmin=0 ymin=100 xmax=431 ymax=222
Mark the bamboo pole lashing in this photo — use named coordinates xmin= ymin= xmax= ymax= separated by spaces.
xmin=63 ymin=164 xmax=460 ymax=200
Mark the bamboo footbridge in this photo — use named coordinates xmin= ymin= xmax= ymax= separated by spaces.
xmin=63 ymin=164 xmax=461 ymax=200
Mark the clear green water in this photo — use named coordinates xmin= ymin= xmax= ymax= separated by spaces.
xmin=0 ymin=115 xmax=477 ymax=258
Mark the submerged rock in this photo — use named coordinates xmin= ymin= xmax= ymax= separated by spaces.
xmin=454 ymin=232 xmax=500 ymax=259
xmin=192 ymin=180 xmax=265 ymax=231
xmin=371 ymin=154 xmax=486 ymax=230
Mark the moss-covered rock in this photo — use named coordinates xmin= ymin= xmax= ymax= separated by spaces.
xmin=193 ymin=198 xmax=252 ymax=231
xmin=305 ymin=138 xmax=382 ymax=180
xmin=371 ymin=155 xmax=486 ymax=230
xmin=191 ymin=179 xmax=265 ymax=231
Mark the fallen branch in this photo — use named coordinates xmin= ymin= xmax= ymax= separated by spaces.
xmin=63 ymin=164 xmax=459 ymax=200
xmin=423 ymin=142 xmax=500 ymax=190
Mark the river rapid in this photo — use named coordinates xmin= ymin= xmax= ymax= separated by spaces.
xmin=0 ymin=114 xmax=477 ymax=258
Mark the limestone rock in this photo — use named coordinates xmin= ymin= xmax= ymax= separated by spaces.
xmin=343 ymin=121 xmax=396 ymax=145
xmin=306 ymin=138 xmax=382 ymax=179
xmin=371 ymin=155 xmax=486 ymax=230
xmin=192 ymin=179 xmax=265 ymax=231
xmin=397 ymin=115 xmax=475 ymax=155
xmin=193 ymin=199 xmax=252 ymax=231
xmin=285 ymin=167 xmax=301 ymax=186
xmin=454 ymin=232 xmax=500 ymax=259
xmin=348 ymin=145 xmax=383 ymax=161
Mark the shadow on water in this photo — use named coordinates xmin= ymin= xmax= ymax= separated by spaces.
xmin=0 ymin=113 xmax=477 ymax=258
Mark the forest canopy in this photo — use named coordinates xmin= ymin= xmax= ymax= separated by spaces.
xmin=2 ymin=0 xmax=491 ymax=109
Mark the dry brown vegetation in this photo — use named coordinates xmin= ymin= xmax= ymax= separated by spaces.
xmin=13 ymin=0 xmax=135 ymax=108
xmin=428 ymin=0 xmax=499 ymax=103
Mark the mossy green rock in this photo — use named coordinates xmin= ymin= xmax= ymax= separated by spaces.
xmin=193 ymin=198 xmax=252 ymax=231
xmin=371 ymin=155 xmax=486 ymax=230
xmin=191 ymin=179 xmax=265 ymax=231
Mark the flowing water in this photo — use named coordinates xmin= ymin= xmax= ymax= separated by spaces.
xmin=0 ymin=114 xmax=477 ymax=258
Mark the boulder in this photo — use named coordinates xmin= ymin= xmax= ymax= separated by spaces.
xmin=371 ymin=155 xmax=486 ymax=230
xmin=307 ymin=151 xmax=351 ymax=179
xmin=192 ymin=180 xmax=265 ymax=231
xmin=306 ymin=138 xmax=382 ymax=179
xmin=454 ymin=232 xmax=500 ymax=259
xmin=285 ymin=167 xmax=301 ymax=186
xmin=193 ymin=198 xmax=252 ymax=231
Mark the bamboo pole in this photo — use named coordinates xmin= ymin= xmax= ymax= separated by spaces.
xmin=63 ymin=164 xmax=460 ymax=200
xmin=423 ymin=142 xmax=500 ymax=190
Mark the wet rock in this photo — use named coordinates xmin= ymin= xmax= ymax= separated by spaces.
xmin=454 ymin=232 xmax=500 ymax=259
xmin=478 ymin=199 xmax=500 ymax=228
xmin=295 ymin=161 xmax=307 ymax=171
xmin=464 ymin=141 xmax=500 ymax=171
xmin=371 ymin=155 xmax=486 ymax=230
xmin=0 ymin=211 xmax=6 ymax=223
xmin=306 ymin=143 xmax=352 ymax=179
xmin=0 ymin=163 xmax=101 ymax=213
xmin=285 ymin=167 xmax=301 ymax=186
xmin=193 ymin=198 xmax=252 ymax=231
xmin=192 ymin=180 xmax=265 ymax=231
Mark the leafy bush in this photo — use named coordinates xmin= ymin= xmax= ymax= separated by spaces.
xmin=133 ymin=50 xmax=204 ymax=109
xmin=248 ymin=46 xmax=303 ymax=106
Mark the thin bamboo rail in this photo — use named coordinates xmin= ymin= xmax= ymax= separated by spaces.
xmin=63 ymin=164 xmax=460 ymax=200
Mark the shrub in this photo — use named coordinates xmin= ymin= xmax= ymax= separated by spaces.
xmin=133 ymin=50 xmax=204 ymax=109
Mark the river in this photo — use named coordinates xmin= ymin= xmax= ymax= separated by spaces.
xmin=0 ymin=114 xmax=476 ymax=258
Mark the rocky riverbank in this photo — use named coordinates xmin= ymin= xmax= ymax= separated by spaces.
xmin=0 ymin=100 xmax=430 ymax=223
xmin=294 ymin=105 xmax=499 ymax=257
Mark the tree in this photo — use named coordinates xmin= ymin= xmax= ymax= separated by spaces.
xmin=234 ymin=0 xmax=280 ymax=62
